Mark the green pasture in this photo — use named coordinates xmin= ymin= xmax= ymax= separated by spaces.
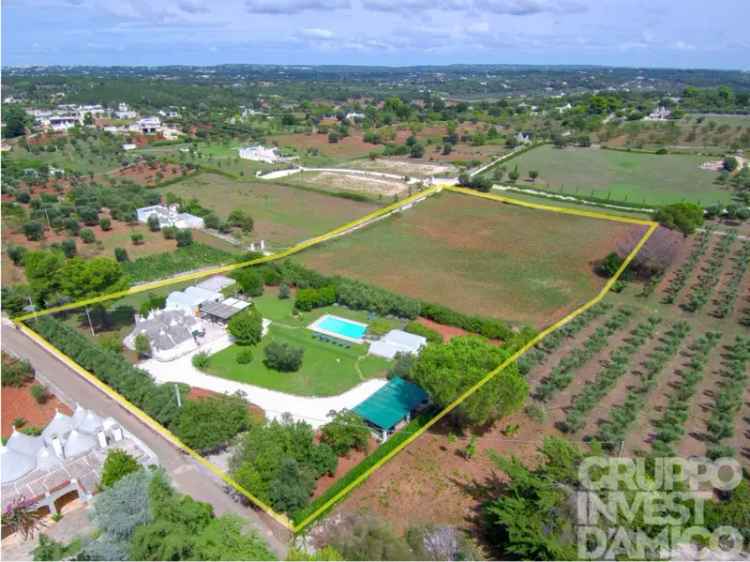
xmin=505 ymin=145 xmax=732 ymax=205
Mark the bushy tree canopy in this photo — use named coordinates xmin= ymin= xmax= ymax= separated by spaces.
xmin=412 ymin=336 xmax=528 ymax=426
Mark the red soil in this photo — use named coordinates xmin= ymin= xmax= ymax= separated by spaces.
xmin=2 ymin=383 xmax=72 ymax=439
xmin=415 ymin=317 xmax=502 ymax=346
xmin=312 ymin=436 xmax=379 ymax=498
xmin=110 ymin=162 xmax=184 ymax=186
xmin=187 ymin=386 xmax=266 ymax=423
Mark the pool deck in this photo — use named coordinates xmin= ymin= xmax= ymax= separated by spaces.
xmin=307 ymin=313 xmax=368 ymax=344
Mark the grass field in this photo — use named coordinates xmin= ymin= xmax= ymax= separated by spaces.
xmin=505 ymin=145 xmax=732 ymax=205
xmin=134 ymin=141 xmax=275 ymax=177
xmin=298 ymin=191 xmax=645 ymax=328
xmin=156 ymin=173 xmax=380 ymax=248
xmin=204 ymin=325 xmax=390 ymax=396
xmin=203 ymin=294 xmax=394 ymax=396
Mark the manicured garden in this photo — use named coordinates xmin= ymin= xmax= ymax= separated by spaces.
xmin=204 ymin=323 xmax=390 ymax=396
xmin=201 ymin=294 xmax=393 ymax=396
xmin=505 ymin=145 xmax=731 ymax=205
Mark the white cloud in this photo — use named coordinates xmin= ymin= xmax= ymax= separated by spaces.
xmin=300 ymin=27 xmax=335 ymax=39
xmin=245 ymin=0 xmax=350 ymax=14
xmin=673 ymin=40 xmax=695 ymax=51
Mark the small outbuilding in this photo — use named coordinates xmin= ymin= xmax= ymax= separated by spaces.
xmin=368 ymin=329 xmax=427 ymax=360
xmin=200 ymin=297 xmax=250 ymax=323
xmin=353 ymin=377 xmax=428 ymax=442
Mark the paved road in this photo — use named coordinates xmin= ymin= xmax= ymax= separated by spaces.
xmin=1 ymin=323 xmax=289 ymax=557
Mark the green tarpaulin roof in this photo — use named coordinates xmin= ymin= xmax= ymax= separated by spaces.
xmin=353 ymin=377 xmax=428 ymax=431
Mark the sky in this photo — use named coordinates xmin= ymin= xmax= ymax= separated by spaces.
xmin=2 ymin=0 xmax=748 ymax=69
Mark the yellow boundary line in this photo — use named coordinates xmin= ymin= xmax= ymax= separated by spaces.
xmin=14 ymin=186 xmax=441 ymax=322
xmin=13 ymin=185 xmax=658 ymax=534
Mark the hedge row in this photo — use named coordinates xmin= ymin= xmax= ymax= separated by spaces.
xmin=31 ymin=316 xmax=187 ymax=428
xmin=292 ymin=409 xmax=434 ymax=527
xmin=277 ymin=261 xmax=514 ymax=339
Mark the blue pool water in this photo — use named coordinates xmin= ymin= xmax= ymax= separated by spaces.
xmin=316 ymin=315 xmax=367 ymax=339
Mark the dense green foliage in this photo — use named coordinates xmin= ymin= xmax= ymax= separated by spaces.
xmin=403 ymin=321 xmax=442 ymax=344
xmin=412 ymin=336 xmax=527 ymax=426
xmin=263 ymin=340 xmax=304 ymax=372
xmin=654 ymin=202 xmax=705 ymax=236
xmin=229 ymin=415 xmax=337 ymax=514
xmin=320 ymin=410 xmax=371 ymax=456
xmin=120 ymin=243 xmax=235 ymax=283
xmin=227 ymin=307 xmax=264 ymax=346
xmin=171 ymin=393 xmax=251 ymax=452
xmin=100 ymin=449 xmax=141 ymax=489
xmin=484 ymin=437 xmax=584 ymax=560
xmin=82 ymin=468 xmax=274 ymax=561
xmin=1 ymin=354 xmax=35 ymax=387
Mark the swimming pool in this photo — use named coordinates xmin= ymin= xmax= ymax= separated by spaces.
xmin=308 ymin=314 xmax=368 ymax=343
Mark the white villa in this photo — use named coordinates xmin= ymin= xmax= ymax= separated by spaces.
xmin=645 ymin=106 xmax=672 ymax=121
xmin=136 ymin=204 xmax=205 ymax=229
xmin=238 ymin=144 xmax=280 ymax=163
xmin=124 ymin=308 xmax=206 ymax=362
xmin=1 ymin=405 xmax=157 ymax=518
xmin=135 ymin=116 xmax=161 ymax=134
xmin=166 ymin=286 xmax=223 ymax=315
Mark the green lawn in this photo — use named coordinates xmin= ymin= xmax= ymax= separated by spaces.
xmin=202 ymin=293 xmax=395 ymax=396
xmin=204 ymin=324 xmax=390 ymax=396
xmin=156 ymin=174 xmax=380 ymax=248
xmin=505 ymin=145 xmax=732 ymax=206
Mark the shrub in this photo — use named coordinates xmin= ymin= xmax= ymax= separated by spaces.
xmin=227 ymin=209 xmax=254 ymax=233
xmin=278 ymin=283 xmax=291 ymax=300
xmin=172 ymin=393 xmax=251 ymax=452
xmin=404 ymin=321 xmax=442 ymax=344
xmin=114 ymin=247 xmax=129 ymax=262
xmin=30 ymin=383 xmax=48 ymax=404
xmin=234 ymin=268 xmax=264 ymax=297
xmin=99 ymin=334 xmax=123 ymax=354
xmin=99 ymin=217 xmax=112 ymax=231
xmin=16 ymin=191 xmax=31 ymax=204
xmin=7 ymin=245 xmax=27 ymax=266
xmin=367 ymin=319 xmax=391 ymax=337
xmin=162 ymin=226 xmax=177 ymax=239
xmin=237 ymin=348 xmax=254 ymax=364
xmin=175 ymin=228 xmax=193 ymax=247
xmin=147 ymin=214 xmax=161 ymax=231
xmin=61 ymin=238 xmax=77 ymax=257
xmin=192 ymin=352 xmax=210 ymax=368
xmin=23 ymin=221 xmax=45 ymax=241
xmin=228 ymin=308 xmax=264 ymax=345
xmin=64 ymin=217 xmax=80 ymax=236
xmin=264 ymin=341 xmax=304 ymax=372
xmin=100 ymin=449 xmax=140 ymax=489
xmin=130 ymin=232 xmax=144 ymax=245
xmin=320 ymin=410 xmax=370 ymax=456
xmin=134 ymin=333 xmax=151 ymax=358
xmin=597 ymin=252 xmax=624 ymax=278
xmin=295 ymin=286 xmax=336 ymax=311
xmin=525 ymin=403 xmax=546 ymax=423
xmin=654 ymin=203 xmax=704 ymax=236
xmin=1 ymin=357 xmax=34 ymax=387
xmin=80 ymin=228 xmax=96 ymax=244
xmin=78 ymin=206 xmax=99 ymax=226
